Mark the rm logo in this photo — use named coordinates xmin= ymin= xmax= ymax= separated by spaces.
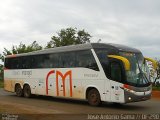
xmin=46 ymin=70 xmax=72 ymax=97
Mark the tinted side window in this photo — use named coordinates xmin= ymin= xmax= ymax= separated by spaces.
xmin=5 ymin=50 xmax=99 ymax=70
xmin=95 ymin=49 xmax=109 ymax=63
xmin=48 ymin=53 xmax=59 ymax=68
xmin=76 ymin=50 xmax=99 ymax=71
xmin=21 ymin=56 xmax=31 ymax=69
xmin=110 ymin=62 xmax=122 ymax=82
xmin=95 ymin=49 xmax=111 ymax=78
xmin=5 ymin=58 xmax=10 ymax=69
xmin=15 ymin=54 xmax=60 ymax=69
xmin=5 ymin=57 xmax=21 ymax=69
xmin=41 ymin=54 xmax=50 ymax=68
xmin=13 ymin=58 xmax=20 ymax=69
xmin=59 ymin=52 xmax=75 ymax=68
xmin=33 ymin=54 xmax=51 ymax=68
xmin=34 ymin=55 xmax=43 ymax=68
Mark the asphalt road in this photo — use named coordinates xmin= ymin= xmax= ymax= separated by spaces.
xmin=0 ymin=88 xmax=160 ymax=120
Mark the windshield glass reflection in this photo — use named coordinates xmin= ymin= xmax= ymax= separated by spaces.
xmin=120 ymin=52 xmax=150 ymax=86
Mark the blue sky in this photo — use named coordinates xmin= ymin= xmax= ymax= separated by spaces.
xmin=0 ymin=0 xmax=160 ymax=59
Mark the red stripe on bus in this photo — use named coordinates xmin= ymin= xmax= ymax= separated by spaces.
xmin=6 ymin=54 xmax=17 ymax=58
xmin=3 ymin=67 xmax=9 ymax=70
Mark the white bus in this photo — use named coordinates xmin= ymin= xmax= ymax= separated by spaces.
xmin=4 ymin=43 xmax=156 ymax=106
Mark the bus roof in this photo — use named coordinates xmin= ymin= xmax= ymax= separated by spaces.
xmin=6 ymin=43 xmax=141 ymax=58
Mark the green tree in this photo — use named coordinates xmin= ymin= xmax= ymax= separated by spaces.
xmin=46 ymin=27 xmax=91 ymax=48
xmin=0 ymin=41 xmax=42 ymax=62
xmin=0 ymin=41 xmax=42 ymax=81
xmin=153 ymin=61 xmax=160 ymax=85
xmin=15 ymin=41 xmax=42 ymax=54
xmin=0 ymin=64 xmax=3 ymax=81
xmin=0 ymin=48 xmax=12 ymax=62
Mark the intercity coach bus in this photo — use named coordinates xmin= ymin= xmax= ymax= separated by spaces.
xmin=4 ymin=43 xmax=157 ymax=106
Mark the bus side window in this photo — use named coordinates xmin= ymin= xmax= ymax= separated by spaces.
xmin=49 ymin=53 xmax=59 ymax=68
xmin=35 ymin=55 xmax=43 ymax=68
xmin=76 ymin=50 xmax=99 ymax=71
xmin=60 ymin=52 xmax=76 ymax=68
xmin=11 ymin=58 xmax=20 ymax=69
xmin=22 ymin=57 xmax=30 ymax=69
xmin=110 ymin=62 xmax=122 ymax=82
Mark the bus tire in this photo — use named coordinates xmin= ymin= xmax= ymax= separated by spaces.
xmin=87 ymin=89 xmax=101 ymax=106
xmin=15 ymin=84 xmax=23 ymax=97
xmin=23 ymin=85 xmax=32 ymax=98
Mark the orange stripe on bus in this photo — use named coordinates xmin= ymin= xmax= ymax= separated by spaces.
xmin=46 ymin=70 xmax=73 ymax=97
xmin=46 ymin=70 xmax=55 ymax=95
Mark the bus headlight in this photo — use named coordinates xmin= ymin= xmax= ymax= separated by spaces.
xmin=128 ymin=97 xmax=132 ymax=101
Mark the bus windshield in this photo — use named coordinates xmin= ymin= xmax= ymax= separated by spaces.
xmin=120 ymin=52 xmax=150 ymax=87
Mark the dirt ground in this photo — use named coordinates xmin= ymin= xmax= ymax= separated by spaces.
xmin=0 ymin=101 xmax=50 ymax=114
xmin=0 ymin=91 xmax=160 ymax=120
xmin=0 ymin=101 xmax=91 ymax=120
xmin=0 ymin=91 xmax=159 ymax=110
xmin=0 ymin=91 xmax=159 ymax=114
xmin=152 ymin=90 xmax=160 ymax=100
xmin=0 ymin=101 xmax=71 ymax=120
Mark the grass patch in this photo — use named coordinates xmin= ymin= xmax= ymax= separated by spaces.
xmin=152 ymin=86 xmax=160 ymax=91
xmin=0 ymin=80 xmax=4 ymax=88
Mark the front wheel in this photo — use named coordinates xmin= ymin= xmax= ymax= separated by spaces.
xmin=23 ymin=85 xmax=32 ymax=98
xmin=87 ymin=89 xmax=101 ymax=106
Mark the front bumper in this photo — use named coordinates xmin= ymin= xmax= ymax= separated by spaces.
xmin=124 ymin=90 xmax=151 ymax=103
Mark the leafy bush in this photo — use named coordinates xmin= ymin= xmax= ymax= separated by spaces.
xmin=155 ymin=81 xmax=160 ymax=86
xmin=152 ymin=86 xmax=160 ymax=91
xmin=0 ymin=80 xmax=3 ymax=88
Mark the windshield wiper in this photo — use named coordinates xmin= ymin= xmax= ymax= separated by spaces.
xmin=135 ymin=55 xmax=150 ymax=84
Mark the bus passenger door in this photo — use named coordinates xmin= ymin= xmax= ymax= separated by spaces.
xmin=109 ymin=61 xmax=125 ymax=103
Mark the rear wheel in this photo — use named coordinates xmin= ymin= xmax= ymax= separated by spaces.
xmin=87 ymin=89 xmax=101 ymax=106
xmin=23 ymin=85 xmax=32 ymax=98
xmin=15 ymin=84 xmax=23 ymax=97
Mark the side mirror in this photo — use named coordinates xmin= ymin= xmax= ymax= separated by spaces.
xmin=108 ymin=55 xmax=131 ymax=71
xmin=144 ymin=57 xmax=158 ymax=70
